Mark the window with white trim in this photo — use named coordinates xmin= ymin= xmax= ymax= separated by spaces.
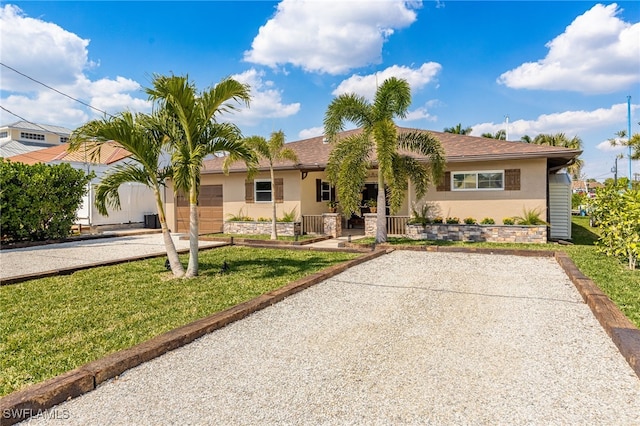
xmin=0 ymin=131 xmax=8 ymax=138
xmin=254 ymin=179 xmax=272 ymax=202
xmin=60 ymin=136 xmax=69 ymax=143
xmin=321 ymin=181 xmax=332 ymax=201
xmin=452 ymin=171 xmax=504 ymax=190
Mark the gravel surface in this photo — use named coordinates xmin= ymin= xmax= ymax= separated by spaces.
xmin=23 ymin=251 xmax=640 ymax=425
xmin=0 ymin=233 xmax=222 ymax=279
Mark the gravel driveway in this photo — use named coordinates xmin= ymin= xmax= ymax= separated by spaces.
xmin=23 ymin=251 xmax=640 ymax=425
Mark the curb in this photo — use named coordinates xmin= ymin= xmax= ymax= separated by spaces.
xmin=0 ymin=249 xmax=387 ymax=426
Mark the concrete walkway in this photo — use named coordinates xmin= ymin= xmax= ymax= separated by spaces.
xmin=0 ymin=232 xmax=352 ymax=282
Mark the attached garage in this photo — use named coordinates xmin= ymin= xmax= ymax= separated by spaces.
xmin=176 ymin=185 xmax=223 ymax=234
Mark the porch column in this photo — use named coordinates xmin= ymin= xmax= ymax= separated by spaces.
xmin=364 ymin=213 xmax=377 ymax=237
xmin=322 ymin=213 xmax=342 ymax=238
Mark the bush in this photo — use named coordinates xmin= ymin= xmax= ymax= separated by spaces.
xmin=432 ymin=217 xmax=443 ymax=224
xmin=514 ymin=207 xmax=548 ymax=225
xmin=502 ymin=218 xmax=515 ymax=225
xmin=446 ymin=217 xmax=460 ymax=224
xmin=226 ymin=209 xmax=252 ymax=221
xmin=463 ymin=217 xmax=476 ymax=225
xmin=278 ymin=207 xmax=297 ymax=223
xmin=256 ymin=217 xmax=271 ymax=222
xmin=0 ymin=159 xmax=92 ymax=242
xmin=590 ymin=183 xmax=640 ymax=269
xmin=408 ymin=203 xmax=433 ymax=226
xmin=480 ymin=217 xmax=495 ymax=225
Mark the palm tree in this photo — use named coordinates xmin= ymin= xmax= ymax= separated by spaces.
xmin=609 ymin=126 xmax=640 ymax=160
xmin=443 ymin=123 xmax=472 ymax=135
xmin=242 ymin=130 xmax=298 ymax=240
xmin=324 ymin=77 xmax=445 ymax=243
xmin=481 ymin=130 xmax=506 ymax=140
xmin=520 ymin=135 xmax=533 ymax=143
xmin=69 ymin=111 xmax=185 ymax=277
xmin=146 ymin=74 xmax=254 ymax=277
xmin=532 ymin=133 xmax=583 ymax=178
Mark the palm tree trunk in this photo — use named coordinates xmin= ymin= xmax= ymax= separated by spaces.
xmin=154 ymin=187 xmax=184 ymax=277
xmin=270 ymin=167 xmax=277 ymax=240
xmin=376 ymin=173 xmax=387 ymax=243
xmin=186 ymin=181 xmax=199 ymax=277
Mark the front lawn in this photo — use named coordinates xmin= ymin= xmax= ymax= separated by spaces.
xmin=356 ymin=216 xmax=639 ymax=328
xmin=0 ymin=246 xmax=358 ymax=397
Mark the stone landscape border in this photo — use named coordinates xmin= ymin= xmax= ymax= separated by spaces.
xmin=1 ymin=247 xmax=639 ymax=425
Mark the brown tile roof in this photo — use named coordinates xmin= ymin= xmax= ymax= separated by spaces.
xmin=7 ymin=141 xmax=131 ymax=165
xmin=203 ymin=127 xmax=582 ymax=174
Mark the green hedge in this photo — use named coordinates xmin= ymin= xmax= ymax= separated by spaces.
xmin=0 ymin=159 xmax=93 ymax=242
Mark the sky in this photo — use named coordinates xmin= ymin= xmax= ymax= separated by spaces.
xmin=1 ymin=0 xmax=639 ymax=182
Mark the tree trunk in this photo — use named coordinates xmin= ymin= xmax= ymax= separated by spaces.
xmin=375 ymin=173 xmax=387 ymax=243
xmin=270 ymin=167 xmax=277 ymax=240
xmin=185 ymin=181 xmax=199 ymax=277
xmin=154 ymin=187 xmax=184 ymax=277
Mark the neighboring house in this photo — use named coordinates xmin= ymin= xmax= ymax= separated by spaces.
xmin=0 ymin=121 xmax=72 ymax=158
xmin=7 ymin=141 xmax=157 ymax=228
xmin=163 ymin=127 xmax=581 ymax=240
xmin=572 ymin=180 xmax=603 ymax=198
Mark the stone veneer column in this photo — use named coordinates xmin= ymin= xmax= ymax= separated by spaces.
xmin=364 ymin=213 xmax=377 ymax=237
xmin=322 ymin=213 xmax=342 ymax=238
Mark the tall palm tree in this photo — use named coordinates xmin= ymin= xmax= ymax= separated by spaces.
xmin=481 ymin=130 xmax=506 ymax=140
xmin=520 ymin=135 xmax=533 ymax=143
xmin=532 ymin=133 xmax=583 ymax=178
xmin=242 ymin=130 xmax=298 ymax=240
xmin=324 ymin=77 xmax=445 ymax=243
xmin=69 ymin=111 xmax=185 ymax=277
xmin=609 ymin=126 xmax=640 ymax=160
xmin=443 ymin=123 xmax=472 ymax=135
xmin=146 ymin=74 xmax=254 ymax=277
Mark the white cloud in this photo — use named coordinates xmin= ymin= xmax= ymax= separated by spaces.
xmin=244 ymin=0 xmax=420 ymax=74
xmin=332 ymin=63 xmax=441 ymax=99
xmin=0 ymin=5 xmax=150 ymax=129
xmin=498 ymin=3 xmax=640 ymax=93
xmin=402 ymin=106 xmax=437 ymax=122
xmin=229 ymin=69 xmax=300 ymax=125
xmin=470 ymin=103 xmax=637 ymax=141
xmin=596 ymin=139 xmax=627 ymax=153
xmin=298 ymin=126 xmax=324 ymax=139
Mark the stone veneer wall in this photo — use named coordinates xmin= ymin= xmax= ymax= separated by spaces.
xmin=224 ymin=221 xmax=301 ymax=236
xmin=405 ymin=223 xmax=547 ymax=244
xmin=323 ymin=213 xmax=342 ymax=238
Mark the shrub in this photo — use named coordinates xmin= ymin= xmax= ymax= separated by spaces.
xmin=0 ymin=159 xmax=92 ymax=242
xmin=257 ymin=217 xmax=271 ymax=222
xmin=590 ymin=183 xmax=640 ymax=270
xmin=432 ymin=217 xmax=443 ymax=224
xmin=278 ymin=207 xmax=298 ymax=223
xmin=480 ymin=217 xmax=495 ymax=225
xmin=408 ymin=203 xmax=433 ymax=226
xmin=463 ymin=217 xmax=476 ymax=225
xmin=226 ymin=209 xmax=252 ymax=221
xmin=513 ymin=207 xmax=548 ymax=225
xmin=446 ymin=217 xmax=460 ymax=224
xmin=502 ymin=217 xmax=515 ymax=225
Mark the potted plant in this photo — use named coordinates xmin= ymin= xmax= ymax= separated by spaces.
xmin=366 ymin=199 xmax=377 ymax=213
xmin=327 ymin=200 xmax=338 ymax=213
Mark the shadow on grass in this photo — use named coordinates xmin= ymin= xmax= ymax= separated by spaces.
xmin=571 ymin=220 xmax=600 ymax=246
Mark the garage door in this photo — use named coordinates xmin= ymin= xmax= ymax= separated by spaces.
xmin=176 ymin=185 xmax=223 ymax=234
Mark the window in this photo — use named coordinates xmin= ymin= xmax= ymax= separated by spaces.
xmin=0 ymin=131 xmax=8 ymax=138
xmin=321 ymin=181 xmax=332 ymax=201
xmin=20 ymin=132 xmax=45 ymax=141
xmin=255 ymin=180 xmax=272 ymax=202
xmin=452 ymin=171 xmax=504 ymax=190
xmin=60 ymin=137 xmax=69 ymax=143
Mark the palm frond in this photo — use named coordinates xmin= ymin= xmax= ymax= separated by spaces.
xmin=94 ymin=164 xmax=150 ymax=216
xmin=326 ymin=133 xmax=372 ymax=215
xmin=323 ymin=94 xmax=371 ymax=141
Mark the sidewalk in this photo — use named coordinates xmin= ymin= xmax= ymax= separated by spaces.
xmin=0 ymin=232 xmax=356 ymax=283
xmin=0 ymin=231 xmax=225 ymax=283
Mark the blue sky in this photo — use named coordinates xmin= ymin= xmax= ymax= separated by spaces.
xmin=1 ymin=1 xmax=639 ymax=181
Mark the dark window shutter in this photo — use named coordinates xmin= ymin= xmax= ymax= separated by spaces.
xmin=245 ymin=180 xmax=254 ymax=203
xmin=316 ymin=179 xmax=322 ymax=202
xmin=437 ymin=171 xmax=451 ymax=192
xmin=505 ymin=169 xmax=521 ymax=190
xmin=274 ymin=178 xmax=284 ymax=203
xmin=330 ymin=185 xmax=336 ymax=201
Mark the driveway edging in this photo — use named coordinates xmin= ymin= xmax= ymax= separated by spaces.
xmin=0 ymin=249 xmax=387 ymax=426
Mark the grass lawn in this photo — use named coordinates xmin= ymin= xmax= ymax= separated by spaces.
xmin=355 ymin=216 xmax=640 ymax=329
xmin=0 ymin=246 xmax=358 ymax=397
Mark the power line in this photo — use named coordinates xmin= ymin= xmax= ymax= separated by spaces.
xmin=0 ymin=105 xmax=72 ymax=138
xmin=0 ymin=62 xmax=112 ymax=117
